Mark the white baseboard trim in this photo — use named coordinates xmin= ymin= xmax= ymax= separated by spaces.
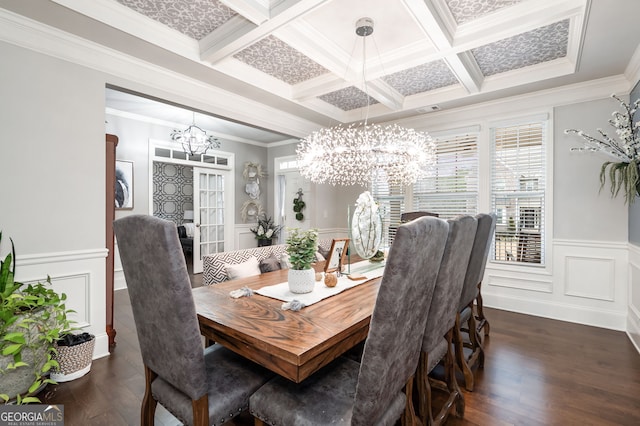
xmin=483 ymin=293 xmax=627 ymax=331
xmin=114 ymin=269 xmax=127 ymax=291
xmin=92 ymin=333 xmax=111 ymax=359
xmin=627 ymin=305 xmax=640 ymax=354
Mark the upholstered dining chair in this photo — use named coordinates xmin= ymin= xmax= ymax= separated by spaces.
xmin=113 ymin=215 xmax=273 ymax=426
xmin=417 ymin=215 xmax=477 ymax=426
xmin=400 ymin=211 xmax=439 ymax=223
xmin=249 ymin=216 xmax=450 ymax=426
xmin=454 ymin=213 xmax=496 ymax=391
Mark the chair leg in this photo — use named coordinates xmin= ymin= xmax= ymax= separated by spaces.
xmin=416 ymin=351 xmax=431 ymax=425
xmin=254 ymin=418 xmax=267 ymax=426
xmin=475 ymin=281 xmax=490 ymax=337
xmin=443 ymin=328 xmax=464 ymax=420
xmin=401 ymin=375 xmax=422 ymax=426
xmin=192 ymin=394 xmax=209 ymax=426
xmin=142 ymin=366 xmax=158 ymax=426
xmin=416 ymin=333 xmax=464 ymax=426
xmin=467 ymin=307 xmax=485 ymax=369
xmin=454 ymin=311 xmax=474 ymax=391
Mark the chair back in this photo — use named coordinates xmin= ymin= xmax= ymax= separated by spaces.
xmin=422 ymin=215 xmax=477 ymax=352
xmin=352 ymin=216 xmax=449 ymax=425
xmin=458 ymin=213 xmax=497 ymax=310
xmin=113 ymin=215 xmax=208 ymax=401
xmin=400 ymin=211 xmax=439 ymax=222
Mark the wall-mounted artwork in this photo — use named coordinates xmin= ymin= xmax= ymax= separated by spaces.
xmin=115 ymin=160 xmax=133 ymax=209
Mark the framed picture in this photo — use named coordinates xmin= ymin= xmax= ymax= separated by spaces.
xmin=115 ymin=160 xmax=134 ymax=209
xmin=324 ymin=238 xmax=349 ymax=273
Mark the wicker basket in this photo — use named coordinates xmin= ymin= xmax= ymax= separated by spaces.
xmin=51 ymin=335 xmax=95 ymax=382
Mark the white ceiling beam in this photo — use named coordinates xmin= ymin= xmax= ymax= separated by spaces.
xmin=199 ymin=0 xmax=331 ymax=64
xmin=444 ymin=51 xmax=483 ymax=94
xmin=453 ymin=0 xmax=588 ymax=51
xmin=401 ymin=0 xmax=455 ymax=51
xmin=358 ymin=79 xmax=404 ymax=111
xmin=50 ymin=0 xmax=200 ymax=60
xmin=219 ymin=0 xmax=270 ymax=25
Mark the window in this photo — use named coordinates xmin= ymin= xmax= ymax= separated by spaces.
xmin=370 ymin=170 xmax=405 ymax=247
xmin=490 ymin=121 xmax=546 ymax=265
xmin=412 ymin=132 xmax=479 ymax=219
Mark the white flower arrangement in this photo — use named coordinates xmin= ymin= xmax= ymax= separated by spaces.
xmin=250 ymin=215 xmax=282 ymax=240
xmin=565 ymin=93 xmax=640 ymax=204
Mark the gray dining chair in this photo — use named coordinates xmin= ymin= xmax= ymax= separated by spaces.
xmin=113 ymin=215 xmax=273 ymax=426
xmin=417 ymin=215 xmax=477 ymax=426
xmin=249 ymin=216 xmax=450 ymax=426
xmin=454 ymin=213 xmax=496 ymax=391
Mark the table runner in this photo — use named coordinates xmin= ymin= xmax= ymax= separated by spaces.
xmin=255 ymin=260 xmax=385 ymax=306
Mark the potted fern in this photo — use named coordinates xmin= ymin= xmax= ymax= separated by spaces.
xmin=0 ymin=232 xmax=73 ymax=403
xmin=285 ymin=228 xmax=318 ymax=294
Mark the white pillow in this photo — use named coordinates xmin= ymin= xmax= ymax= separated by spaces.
xmin=225 ymin=256 xmax=261 ymax=280
xmin=183 ymin=222 xmax=195 ymax=238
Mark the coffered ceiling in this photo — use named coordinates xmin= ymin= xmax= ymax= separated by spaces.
xmin=3 ymin=0 xmax=640 ymax=138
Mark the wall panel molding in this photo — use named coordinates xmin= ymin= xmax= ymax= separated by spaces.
xmin=13 ymin=249 xmax=109 ymax=360
xmin=483 ymin=238 xmax=628 ymax=331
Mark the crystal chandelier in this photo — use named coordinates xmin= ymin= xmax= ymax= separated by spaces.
xmin=170 ymin=112 xmax=220 ymax=155
xmin=297 ymin=18 xmax=435 ymax=186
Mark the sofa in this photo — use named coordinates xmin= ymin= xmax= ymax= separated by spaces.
xmin=202 ymin=239 xmax=333 ymax=285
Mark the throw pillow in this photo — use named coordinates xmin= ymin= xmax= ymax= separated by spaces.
xmin=259 ymin=254 xmax=282 ymax=273
xmin=226 ymin=256 xmax=261 ymax=280
xmin=279 ymin=253 xmax=291 ymax=270
xmin=318 ymin=246 xmax=330 ymax=260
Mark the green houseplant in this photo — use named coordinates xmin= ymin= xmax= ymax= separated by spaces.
xmin=285 ymin=228 xmax=318 ymax=294
xmin=0 ymin=232 xmax=73 ymax=404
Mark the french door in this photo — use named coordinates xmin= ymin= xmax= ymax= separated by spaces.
xmin=193 ymin=167 xmax=233 ymax=273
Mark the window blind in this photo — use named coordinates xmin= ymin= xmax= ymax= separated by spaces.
xmin=412 ymin=132 xmax=479 ymax=219
xmin=370 ymin=170 xmax=405 ymax=247
xmin=490 ymin=121 xmax=546 ymax=265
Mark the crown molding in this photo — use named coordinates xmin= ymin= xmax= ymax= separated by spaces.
xmin=396 ymin=74 xmax=631 ymax=129
xmin=0 ymin=8 xmax=320 ymax=138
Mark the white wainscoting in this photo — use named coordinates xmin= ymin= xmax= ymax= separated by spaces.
xmin=483 ymin=239 xmax=628 ymax=331
xmin=627 ymin=243 xmax=640 ymax=353
xmin=15 ymin=249 xmax=110 ymax=360
xmin=234 ymin=225 xmax=349 ymax=250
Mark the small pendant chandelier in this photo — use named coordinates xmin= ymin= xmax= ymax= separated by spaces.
xmin=297 ymin=18 xmax=435 ymax=186
xmin=170 ymin=112 xmax=220 ymax=155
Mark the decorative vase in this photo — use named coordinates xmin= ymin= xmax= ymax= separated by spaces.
xmin=288 ymin=268 xmax=315 ymax=294
xmin=351 ymin=191 xmax=383 ymax=259
xmin=258 ymin=239 xmax=272 ymax=247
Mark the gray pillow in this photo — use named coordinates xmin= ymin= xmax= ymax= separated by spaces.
xmin=259 ymin=254 xmax=282 ymax=273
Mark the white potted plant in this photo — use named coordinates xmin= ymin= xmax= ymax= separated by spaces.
xmin=285 ymin=228 xmax=318 ymax=294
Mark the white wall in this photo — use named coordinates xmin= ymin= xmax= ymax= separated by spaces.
xmin=0 ymin=41 xmax=109 ymax=358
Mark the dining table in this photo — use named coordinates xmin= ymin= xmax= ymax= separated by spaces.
xmin=192 ymin=261 xmax=384 ymax=383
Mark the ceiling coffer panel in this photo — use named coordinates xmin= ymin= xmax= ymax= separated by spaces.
xmin=472 ymin=19 xmax=570 ymax=77
xmin=234 ymin=36 xmax=331 ymax=85
xmin=319 ymin=86 xmax=379 ymax=111
xmin=116 ymin=0 xmax=237 ymax=40
xmin=382 ymin=60 xmax=459 ymax=96
xmin=445 ymin=0 xmax=525 ymax=24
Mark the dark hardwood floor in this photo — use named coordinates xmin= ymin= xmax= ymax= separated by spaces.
xmin=42 ymin=270 xmax=640 ymax=425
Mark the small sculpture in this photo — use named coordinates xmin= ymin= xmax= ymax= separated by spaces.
xmin=324 ymin=272 xmax=338 ymax=288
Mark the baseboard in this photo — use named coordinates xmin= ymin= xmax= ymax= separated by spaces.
xmin=114 ymin=269 xmax=127 ymax=291
xmin=483 ymin=293 xmax=627 ymax=331
xmin=627 ymin=306 xmax=640 ymax=354
xmin=92 ymin=333 xmax=111 ymax=359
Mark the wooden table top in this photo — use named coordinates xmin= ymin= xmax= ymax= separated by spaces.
xmin=193 ymin=264 xmax=381 ymax=383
